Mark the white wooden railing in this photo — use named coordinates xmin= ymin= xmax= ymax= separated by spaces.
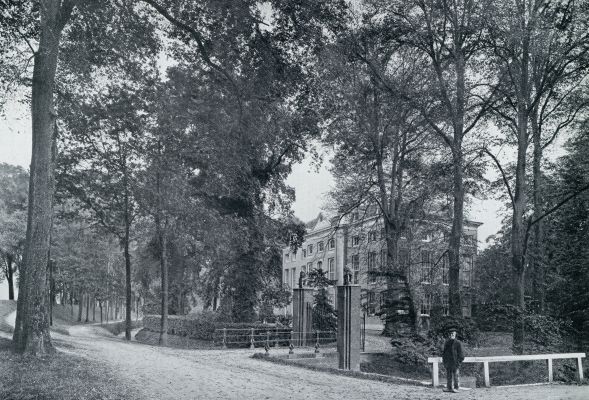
xmin=427 ymin=353 xmax=586 ymax=387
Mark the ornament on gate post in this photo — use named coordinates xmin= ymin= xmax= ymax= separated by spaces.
xmin=298 ymin=270 xmax=306 ymax=288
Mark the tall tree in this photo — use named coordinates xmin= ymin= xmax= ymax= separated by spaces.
xmin=13 ymin=0 xmax=75 ymax=356
xmin=316 ymin=35 xmax=450 ymax=334
xmin=362 ymin=0 xmax=498 ymax=317
xmin=485 ymin=0 xmax=589 ymax=352
xmin=57 ymin=77 xmax=152 ymax=340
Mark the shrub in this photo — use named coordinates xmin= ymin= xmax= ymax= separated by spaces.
xmin=472 ymin=303 xmax=517 ymax=332
xmin=524 ymin=313 xmax=576 ymax=352
xmin=142 ymin=313 xmax=288 ymax=347
xmin=429 ymin=315 xmax=480 ymax=346
xmin=101 ymin=320 xmax=142 ymax=336
xmin=390 ymin=334 xmax=437 ymax=373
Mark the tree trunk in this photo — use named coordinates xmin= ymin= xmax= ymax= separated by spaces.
xmin=114 ymin=298 xmax=119 ymax=320
xmin=77 ymin=291 xmax=83 ymax=322
xmin=49 ymin=259 xmax=54 ymax=326
xmin=13 ymin=0 xmax=73 ymax=356
xmin=511 ymin=3 xmax=532 ymax=353
xmin=158 ymin=220 xmax=169 ymax=346
xmin=6 ymin=254 xmax=15 ymax=301
xmin=99 ymin=301 xmax=103 ymax=324
xmin=448 ymin=146 xmax=464 ymax=317
xmin=92 ymin=297 xmax=96 ymax=322
xmin=530 ymin=99 xmax=544 ymax=313
xmin=85 ymin=293 xmax=90 ymax=323
xmin=123 ymin=165 xmax=132 ymax=340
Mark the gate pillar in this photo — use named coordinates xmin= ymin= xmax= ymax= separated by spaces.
xmin=292 ymin=287 xmax=314 ymax=346
xmin=337 ymin=283 xmax=361 ymax=371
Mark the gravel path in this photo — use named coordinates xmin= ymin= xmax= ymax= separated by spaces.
xmin=57 ymin=325 xmax=589 ymax=400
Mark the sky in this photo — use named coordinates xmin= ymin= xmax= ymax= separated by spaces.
xmin=0 ymin=99 xmax=505 ymax=300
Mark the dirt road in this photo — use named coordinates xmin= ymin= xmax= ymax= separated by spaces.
xmin=56 ymin=325 xmax=588 ymax=400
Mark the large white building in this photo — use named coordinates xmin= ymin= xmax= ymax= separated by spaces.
xmin=282 ymin=211 xmax=481 ymax=323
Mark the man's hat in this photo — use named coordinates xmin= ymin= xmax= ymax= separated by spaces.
xmin=447 ymin=326 xmax=459 ymax=333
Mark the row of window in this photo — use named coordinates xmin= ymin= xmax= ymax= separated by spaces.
xmin=419 ymin=294 xmax=472 ymax=317
xmin=419 ymin=251 xmax=473 ymax=287
xmin=283 ymin=258 xmax=337 ymax=286
xmin=284 ymin=238 xmax=336 ymax=262
xmin=346 ymin=250 xmax=473 ymax=287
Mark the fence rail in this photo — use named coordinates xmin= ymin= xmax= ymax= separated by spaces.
xmin=213 ymin=328 xmax=336 ymax=349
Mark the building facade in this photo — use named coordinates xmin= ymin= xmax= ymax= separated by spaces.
xmin=281 ymin=212 xmax=481 ymax=325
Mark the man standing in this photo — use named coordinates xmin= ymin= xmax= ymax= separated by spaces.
xmin=442 ymin=327 xmax=464 ymax=393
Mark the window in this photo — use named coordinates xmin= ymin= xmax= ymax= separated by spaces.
xmin=420 ymin=294 xmax=432 ymax=316
xmin=380 ymin=249 xmax=387 ymax=269
xmin=317 ymin=260 xmax=323 ymax=271
xmin=462 ymin=297 xmax=472 ymax=317
xmin=461 ymin=255 xmax=473 ymax=287
xmin=368 ymin=231 xmax=377 ymax=242
xmin=328 ymin=238 xmax=335 ymax=249
xmin=352 ymin=254 xmax=360 ymax=284
xmin=368 ymin=252 xmax=377 ymax=284
xmin=307 ymin=262 xmax=313 ymax=272
xmin=442 ymin=254 xmax=449 ymax=285
xmin=442 ymin=294 xmax=449 ymax=316
xmin=328 ymin=258 xmax=335 ymax=281
xmin=284 ymin=269 xmax=290 ymax=286
xmin=284 ymin=253 xmax=289 ymax=262
xmin=308 ymin=244 xmax=313 ymax=254
xmin=302 ymin=265 xmax=307 ymax=275
xmin=302 ymin=249 xmax=307 ymax=258
xmin=352 ymin=236 xmax=360 ymax=247
xmin=367 ymin=291 xmax=376 ymax=315
xmin=420 ymin=250 xmax=432 ymax=283
xmin=291 ymin=268 xmax=296 ymax=288
xmin=292 ymin=251 xmax=296 ymax=261
xmin=318 ymin=241 xmax=324 ymax=252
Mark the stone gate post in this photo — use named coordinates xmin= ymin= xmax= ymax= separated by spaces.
xmin=337 ymin=283 xmax=361 ymax=371
xmin=292 ymin=287 xmax=314 ymax=346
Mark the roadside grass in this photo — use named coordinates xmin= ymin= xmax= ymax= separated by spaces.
xmin=0 ymin=337 xmax=138 ymax=400
xmin=135 ymin=328 xmax=217 ymax=349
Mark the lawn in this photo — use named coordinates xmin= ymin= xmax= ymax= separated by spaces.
xmin=0 ymin=337 xmax=138 ymax=400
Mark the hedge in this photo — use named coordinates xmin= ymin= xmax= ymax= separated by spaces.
xmin=143 ymin=314 xmax=291 ymax=347
xmin=101 ymin=320 xmax=143 ymax=336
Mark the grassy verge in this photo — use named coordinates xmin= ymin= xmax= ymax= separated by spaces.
xmin=0 ymin=337 xmax=138 ymax=400
xmin=135 ymin=328 xmax=217 ymax=349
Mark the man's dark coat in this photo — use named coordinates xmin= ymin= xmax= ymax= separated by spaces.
xmin=442 ymin=338 xmax=464 ymax=370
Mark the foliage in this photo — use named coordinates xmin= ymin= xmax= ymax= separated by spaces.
xmin=0 ymin=163 xmax=28 ymax=290
xmin=428 ymin=315 xmax=480 ymax=346
xmin=305 ymin=268 xmax=337 ymax=331
xmin=389 ymin=334 xmax=437 ymax=372
xmin=142 ymin=312 xmax=281 ymax=347
xmin=472 ymin=303 xmax=517 ymax=333
xmin=100 ymin=320 xmax=143 ymax=337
